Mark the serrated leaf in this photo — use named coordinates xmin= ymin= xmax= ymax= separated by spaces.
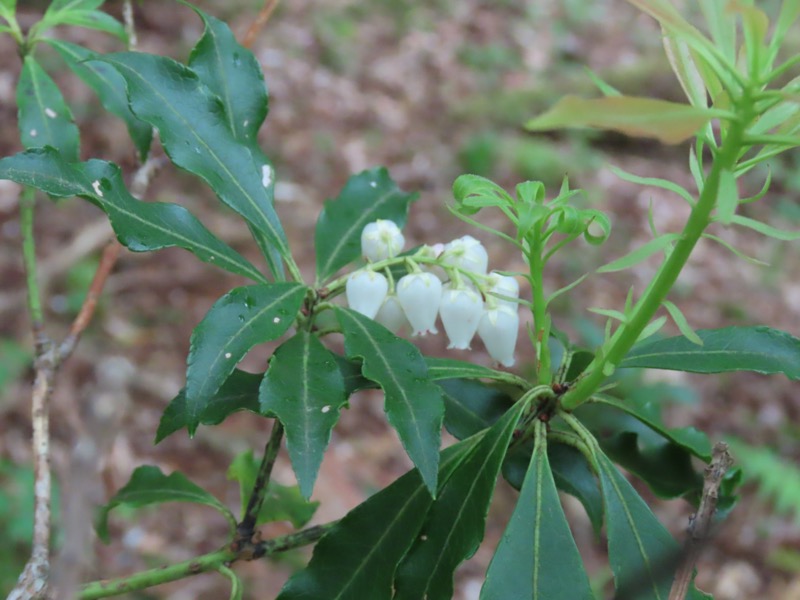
xmin=0 ymin=148 xmax=265 ymax=281
xmin=185 ymin=283 xmax=306 ymax=434
xmin=155 ymin=369 xmax=262 ymax=443
xmin=315 ymin=169 xmax=418 ymax=284
xmin=95 ymin=52 xmax=290 ymax=274
xmin=526 ymin=95 xmax=721 ymax=144
xmin=662 ymin=299 xmax=703 ymax=345
xmin=56 ymin=9 xmax=126 ymax=40
xmin=597 ymin=233 xmax=679 ymax=273
xmin=260 ymin=331 xmax=347 ymax=498
xmin=393 ymin=400 xmax=527 ymax=600
xmin=277 ymin=438 xmax=479 ymax=600
xmin=621 ymin=326 xmax=800 ymax=379
xmin=481 ymin=433 xmax=594 ymax=600
xmin=597 ymin=452 xmax=679 ymax=600
xmin=335 ymin=307 xmax=443 ymax=494
xmin=46 ymin=40 xmax=152 ymax=161
xmin=226 ymin=451 xmax=318 ymax=528
xmin=95 ymin=465 xmax=234 ymax=543
xmin=17 ymin=56 xmax=79 ymax=161
xmin=439 ymin=378 xmax=514 ymax=440
xmin=503 ymin=442 xmax=604 ymax=538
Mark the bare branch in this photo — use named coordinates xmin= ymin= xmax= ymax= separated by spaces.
xmin=242 ymin=0 xmax=280 ymax=49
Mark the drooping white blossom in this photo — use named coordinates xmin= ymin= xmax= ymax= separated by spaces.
xmin=439 ymin=284 xmax=484 ymax=349
xmin=486 ymin=272 xmax=520 ymax=309
xmin=396 ymin=272 xmax=442 ymax=335
xmin=346 ymin=270 xmax=389 ymax=319
xmin=375 ymin=294 xmax=409 ymax=333
xmin=361 ymin=219 xmax=405 ymax=262
xmin=441 ymin=235 xmax=489 ymax=275
xmin=478 ymin=305 xmax=519 ymax=367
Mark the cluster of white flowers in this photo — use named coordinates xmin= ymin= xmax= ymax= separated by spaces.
xmin=345 ymin=219 xmax=520 ymax=367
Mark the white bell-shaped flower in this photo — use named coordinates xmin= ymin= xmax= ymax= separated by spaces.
xmin=441 ymin=235 xmax=488 ymax=275
xmin=346 ymin=270 xmax=388 ymax=319
xmin=478 ymin=305 xmax=519 ymax=367
xmin=361 ymin=219 xmax=404 ymax=262
xmin=439 ymin=283 xmax=484 ymax=350
xmin=486 ymin=272 xmax=520 ymax=309
xmin=396 ymin=272 xmax=442 ymax=335
xmin=375 ymin=294 xmax=409 ymax=333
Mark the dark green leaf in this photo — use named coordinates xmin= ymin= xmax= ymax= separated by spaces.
xmin=621 ymin=326 xmax=800 ymax=380
xmin=277 ymin=438 xmax=479 ymax=600
xmin=332 ymin=353 xmax=375 ymax=395
xmin=424 ymin=356 xmax=527 ymax=386
xmin=503 ymin=442 xmax=604 ymax=537
xmin=155 ymin=369 xmax=262 ymax=444
xmin=481 ymin=434 xmax=594 ymax=600
xmin=438 ymin=378 xmax=513 ymax=440
xmin=46 ymin=40 xmax=151 ymax=161
xmin=335 ymin=307 xmax=443 ymax=494
xmin=227 ymin=451 xmax=318 ymax=528
xmin=393 ymin=401 xmax=527 ymax=600
xmin=55 ymin=9 xmax=126 ymax=40
xmin=95 ymin=465 xmax=234 ymax=543
xmin=95 ymin=52 xmax=290 ymax=274
xmin=597 ymin=452 xmax=679 ymax=600
xmin=0 ymin=148 xmax=264 ymax=281
xmin=260 ymin=331 xmax=347 ymax=498
xmin=185 ymin=282 xmax=306 ymax=434
xmin=17 ymin=56 xmax=79 ymax=161
xmin=315 ymin=168 xmax=418 ymax=284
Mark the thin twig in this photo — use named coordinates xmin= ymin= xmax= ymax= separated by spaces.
xmin=241 ymin=0 xmax=280 ymax=48
xmin=122 ymin=0 xmax=137 ymax=50
xmin=669 ymin=442 xmax=734 ymax=600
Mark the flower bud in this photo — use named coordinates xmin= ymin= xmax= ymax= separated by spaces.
xmin=478 ymin=305 xmax=519 ymax=367
xmin=396 ymin=272 xmax=442 ymax=335
xmin=486 ymin=272 xmax=520 ymax=309
xmin=441 ymin=235 xmax=488 ymax=275
xmin=361 ymin=219 xmax=404 ymax=262
xmin=375 ymin=294 xmax=409 ymax=333
xmin=346 ymin=270 xmax=388 ymax=319
xmin=439 ymin=284 xmax=483 ymax=349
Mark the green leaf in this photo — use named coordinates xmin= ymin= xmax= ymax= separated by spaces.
xmin=46 ymin=40 xmax=152 ymax=161
xmin=503 ymin=442 xmax=604 ymax=537
xmin=95 ymin=52 xmax=290 ymax=274
xmin=335 ymin=307 xmax=443 ymax=494
xmin=0 ymin=148 xmax=265 ymax=281
xmin=439 ymin=378 xmax=514 ymax=440
xmin=424 ymin=356 xmax=528 ymax=386
xmin=662 ymin=30 xmax=708 ymax=108
xmin=332 ymin=353 xmax=375 ymax=395
xmin=452 ymin=174 xmax=515 ymax=215
xmin=277 ymin=438 xmax=479 ymax=600
xmin=226 ymin=451 xmax=318 ymax=528
xmin=46 ymin=0 xmax=104 ymax=11
xmin=155 ymin=369 xmax=262 ymax=443
xmin=393 ymin=400 xmax=527 ymax=600
xmin=55 ymin=9 xmax=126 ymax=40
xmin=17 ymin=56 xmax=79 ymax=161
xmin=260 ymin=331 xmax=347 ymax=498
xmin=730 ymin=214 xmax=800 ymax=241
xmin=662 ymin=299 xmax=703 ymax=345
xmin=597 ymin=452 xmax=679 ymax=600
xmin=526 ymin=95 xmax=722 ymax=144
xmin=185 ymin=283 xmax=306 ymax=434
xmin=95 ymin=465 xmax=235 ymax=543
xmin=597 ymin=233 xmax=679 ymax=273
xmin=481 ymin=433 xmax=594 ymax=600
xmin=315 ymin=168 xmax=418 ymax=284
xmin=621 ymin=326 xmax=800 ymax=379
xmin=608 ymin=164 xmax=694 ymax=206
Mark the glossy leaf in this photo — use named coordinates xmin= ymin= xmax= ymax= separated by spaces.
xmin=155 ymin=369 xmax=262 ymax=443
xmin=336 ymin=307 xmax=443 ymax=494
xmin=95 ymin=465 xmax=234 ymax=543
xmin=0 ymin=148 xmax=264 ymax=281
xmin=47 ymin=39 xmax=152 ymax=161
xmin=526 ymin=95 xmax=720 ymax=144
xmin=393 ymin=401 xmax=527 ymax=600
xmin=621 ymin=326 xmax=800 ymax=380
xmin=332 ymin=353 xmax=375 ymax=395
xmin=315 ymin=168 xmax=418 ymax=284
xmin=597 ymin=452 xmax=679 ymax=600
xmin=54 ymin=9 xmax=126 ymax=40
xmin=424 ymin=356 xmax=528 ymax=387
xmin=95 ymin=52 xmax=290 ymax=273
xmin=17 ymin=56 xmax=79 ymax=161
xmin=185 ymin=283 xmax=306 ymax=434
xmin=277 ymin=439 xmax=479 ymax=600
xmin=260 ymin=331 xmax=347 ymax=498
xmin=481 ymin=433 xmax=594 ymax=600
xmin=438 ymin=378 xmax=513 ymax=440
xmin=227 ymin=450 xmax=318 ymax=528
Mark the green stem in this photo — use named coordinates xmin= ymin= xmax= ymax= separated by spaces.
xmin=20 ymin=187 xmax=44 ymax=332
xmin=527 ymin=230 xmax=550 ymax=385
xmin=560 ymin=117 xmax=749 ymax=411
